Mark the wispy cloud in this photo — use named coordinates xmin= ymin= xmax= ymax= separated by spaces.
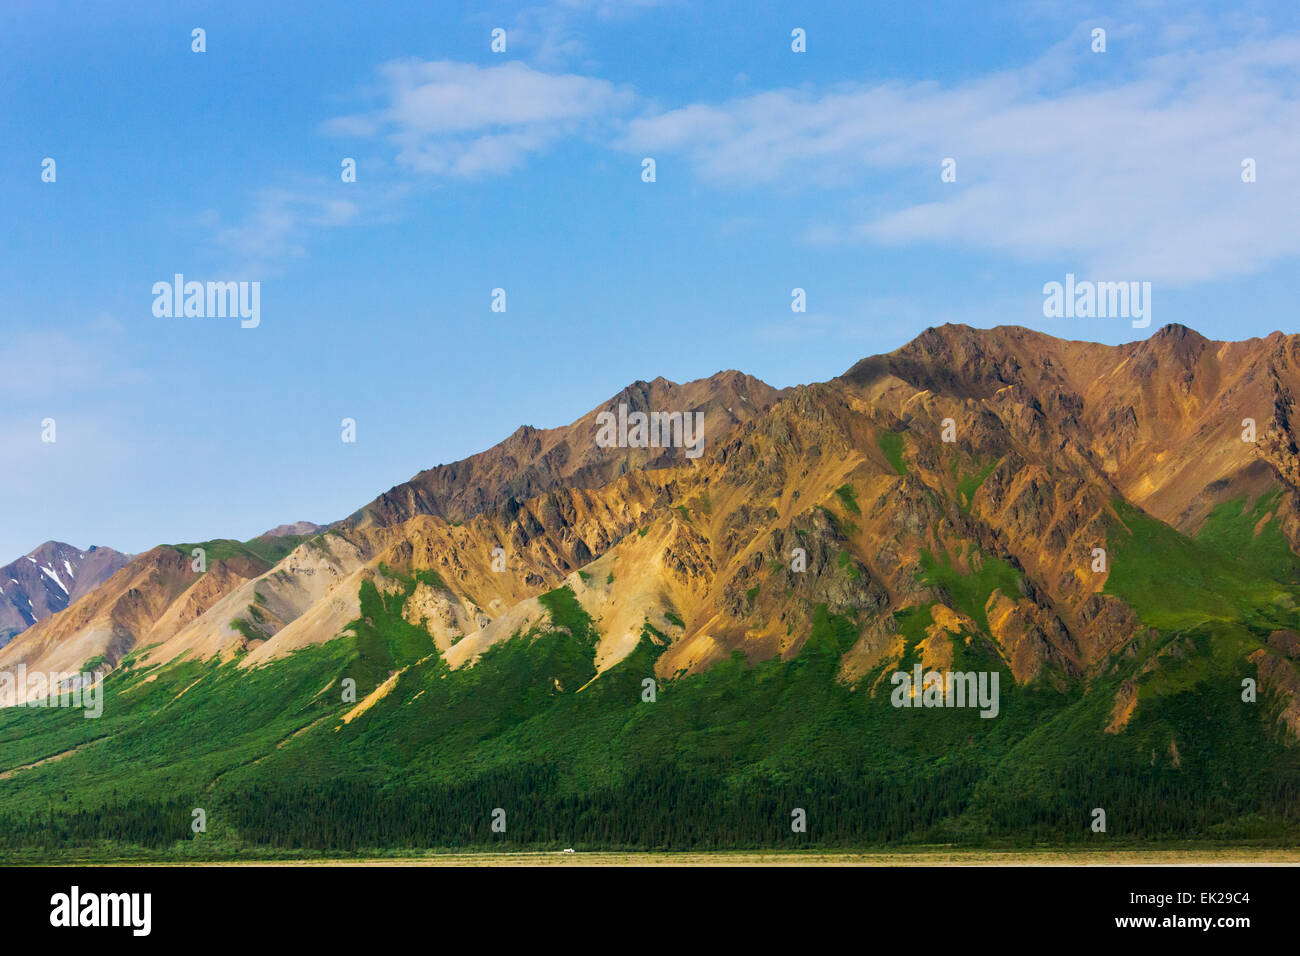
xmin=201 ymin=175 xmax=420 ymax=276
xmin=204 ymin=58 xmax=632 ymax=273
xmin=205 ymin=186 xmax=358 ymax=274
xmin=209 ymin=12 xmax=1300 ymax=286
xmin=506 ymin=0 xmax=675 ymax=68
xmin=621 ymin=25 xmax=1300 ymax=284
xmin=323 ymin=59 xmax=634 ymax=177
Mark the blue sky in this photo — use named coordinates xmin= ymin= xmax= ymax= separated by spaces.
xmin=2 ymin=0 xmax=1299 ymax=560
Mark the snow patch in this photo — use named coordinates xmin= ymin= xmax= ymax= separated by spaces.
xmin=40 ymin=566 xmax=68 ymax=595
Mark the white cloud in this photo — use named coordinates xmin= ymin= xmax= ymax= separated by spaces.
xmin=208 ymin=59 xmax=631 ymax=271
xmin=620 ymin=27 xmax=1300 ymax=284
xmin=324 ymin=60 xmax=634 ymax=177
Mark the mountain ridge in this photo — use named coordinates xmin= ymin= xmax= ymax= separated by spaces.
xmin=6 ymin=323 xmax=1298 ymax=695
xmin=3 ymin=323 xmax=1300 ymax=852
xmin=345 ymin=368 xmax=783 ymax=529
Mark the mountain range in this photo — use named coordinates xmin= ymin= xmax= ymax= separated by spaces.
xmin=2 ymin=323 xmax=1299 ymax=855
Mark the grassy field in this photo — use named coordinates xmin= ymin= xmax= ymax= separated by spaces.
xmin=99 ymin=847 xmax=1300 ymax=867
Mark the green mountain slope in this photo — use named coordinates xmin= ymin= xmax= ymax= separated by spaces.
xmin=2 ymin=494 xmax=1298 ymax=859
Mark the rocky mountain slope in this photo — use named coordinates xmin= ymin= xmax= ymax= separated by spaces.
xmin=5 ymin=326 xmax=1298 ymax=703
xmin=6 ymin=326 xmax=1298 ymax=692
xmin=0 ymin=543 xmax=130 ymax=649
xmin=0 ymin=372 xmax=781 ymax=681
xmin=346 ymin=370 xmax=781 ymax=528
xmin=2 ymin=324 xmax=1299 ymax=852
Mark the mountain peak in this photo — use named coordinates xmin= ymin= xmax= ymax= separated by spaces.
xmin=347 ymin=370 xmax=781 ymax=530
xmin=0 ymin=542 xmax=132 ymax=647
xmin=26 ymin=540 xmax=70 ymax=557
xmin=258 ymin=521 xmax=324 ymax=540
xmin=1140 ymin=323 xmax=1210 ymax=367
xmin=1150 ymin=323 xmax=1209 ymax=344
